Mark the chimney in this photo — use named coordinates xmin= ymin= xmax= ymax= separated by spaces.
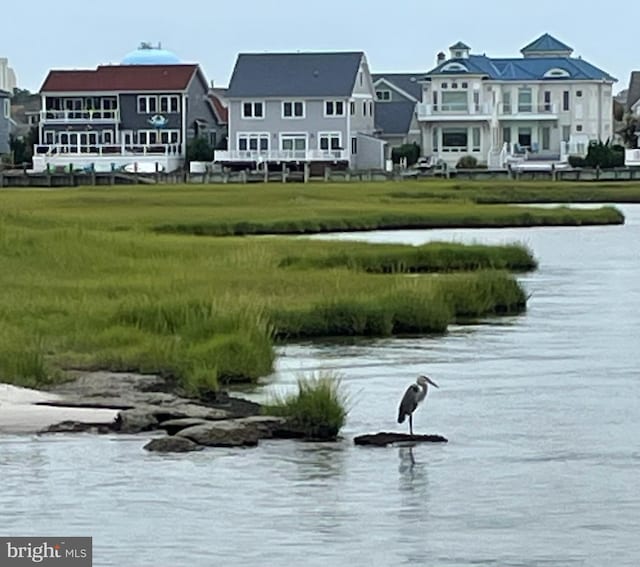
xmin=437 ymin=51 xmax=446 ymax=65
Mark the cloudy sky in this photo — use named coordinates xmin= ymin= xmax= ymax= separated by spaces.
xmin=2 ymin=0 xmax=634 ymax=93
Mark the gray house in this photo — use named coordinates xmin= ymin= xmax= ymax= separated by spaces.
xmin=372 ymin=74 xmax=422 ymax=157
xmin=216 ymin=51 xmax=385 ymax=170
xmin=0 ymin=89 xmax=10 ymax=155
xmin=33 ymin=44 xmax=223 ymax=173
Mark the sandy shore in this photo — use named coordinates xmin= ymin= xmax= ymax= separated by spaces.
xmin=0 ymin=383 xmax=118 ymax=434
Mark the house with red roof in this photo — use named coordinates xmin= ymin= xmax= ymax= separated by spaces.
xmin=33 ymin=43 xmax=225 ymax=173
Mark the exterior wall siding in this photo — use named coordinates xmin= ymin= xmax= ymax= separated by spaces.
xmin=185 ymin=74 xmax=223 ymax=144
xmin=229 ymin=98 xmax=349 ymax=153
xmin=355 ymin=133 xmax=385 ymax=169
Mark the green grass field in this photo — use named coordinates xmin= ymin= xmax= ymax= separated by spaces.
xmin=0 ymin=180 xmax=630 ymax=391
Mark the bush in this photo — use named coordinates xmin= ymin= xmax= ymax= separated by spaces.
xmin=264 ymin=372 xmax=349 ymax=440
xmin=186 ymin=137 xmax=215 ymax=163
xmin=391 ymin=143 xmax=421 ymax=166
xmin=456 ymin=155 xmax=478 ymax=169
xmin=570 ymin=140 xmax=625 ymax=169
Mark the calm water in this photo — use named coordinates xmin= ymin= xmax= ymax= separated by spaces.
xmin=1 ymin=205 xmax=639 ymax=566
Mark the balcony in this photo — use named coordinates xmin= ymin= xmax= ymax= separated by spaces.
xmin=35 ymin=143 xmax=182 ymax=157
xmin=417 ymin=102 xmax=491 ymax=121
xmin=214 ymin=149 xmax=349 ymax=162
xmin=498 ymin=103 xmax=558 ymax=120
xmin=40 ymin=109 xmax=120 ymax=123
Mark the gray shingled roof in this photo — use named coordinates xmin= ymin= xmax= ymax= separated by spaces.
xmin=372 ymin=73 xmax=424 ymax=101
xmin=375 ymin=101 xmax=416 ymax=135
xmin=450 ymin=41 xmax=471 ymax=50
xmin=521 ymin=33 xmax=573 ymax=54
xmin=226 ymin=52 xmax=364 ymax=98
xmin=627 ymin=71 xmax=640 ymax=110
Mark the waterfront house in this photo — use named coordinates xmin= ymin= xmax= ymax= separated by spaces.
xmin=417 ymin=34 xmax=616 ymax=169
xmin=372 ymin=73 xmax=421 ymax=157
xmin=216 ymin=51 xmax=385 ymax=170
xmin=33 ymin=43 xmax=223 ymax=173
xmin=0 ymin=89 xmax=10 ymax=155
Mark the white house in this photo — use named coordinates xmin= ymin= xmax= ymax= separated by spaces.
xmin=417 ymin=34 xmax=616 ymax=169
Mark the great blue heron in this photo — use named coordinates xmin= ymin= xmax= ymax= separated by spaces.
xmin=397 ymin=375 xmax=439 ymax=436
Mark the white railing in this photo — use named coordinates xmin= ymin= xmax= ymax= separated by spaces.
xmin=214 ymin=149 xmax=349 ymax=162
xmin=41 ymin=110 xmax=120 ymax=122
xmin=487 ymin=142 xmax=509 ymax=169
xmin=625 ymin=149 xmax=640 ymax=166
xmin=498 ymin=103 xmax=558 ymax=116
xmin=34 ymin=143 xmax=182 ymax=157
xmin=417 ymin=102 xmax=491 ymax=118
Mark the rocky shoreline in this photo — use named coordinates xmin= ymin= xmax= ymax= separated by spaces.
xmin=2 ymin=371 xmax=314 ymax=452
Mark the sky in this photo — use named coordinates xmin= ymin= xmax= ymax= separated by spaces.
xmin=2 ymin=0 xmax=635 ymax=94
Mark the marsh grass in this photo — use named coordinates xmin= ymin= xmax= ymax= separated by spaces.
xmin=264 ymin=372 xmax=349 ymax=439
xmin=3 ymin=180 xmax=608 ymax=390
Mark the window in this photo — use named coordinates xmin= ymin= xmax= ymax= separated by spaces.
xmin=576 ymin=90 xmax=583 ymax=98
xmin=502 ymin=127 xmax=511 ymax=145
xmin=43 ymin=131 xmax=55 ymax=145
xmin=351 ymin=137 xmax=358 ymax=155
xmin=138 ymin=131 xmax=159 ymax=145
xmin=363 ymin=101 xmax=367 ymax=116
xmin=2 ymin=98 xmax=9 ymax=118
xmin=442 ymin=128 xmax=467 ymax=149
xmin=238 ymin=133 xmax=269 ymax=151
xmin=562 ymin=125 xmax=571 ymax=142
xmin=544 ymin=91 xmax=552 ymax=112
xmin=563 ymin=91 xmax=570 ymax=111
xmin=369 ymin=101 xmax=373 ymax=116
xmin=542 ymin=127 xmax=551 ymax=150
xmin=359 ymin=72 xmax=363 ymax=86
xmin=441 ymin=91 xmax=467 ymax=111
xmin=503 ymin=91 xmax=512 ymax=114
xmin=138 ymin=96 xmax=158 ymax=114
xmin=350 ymin=102 xmax=356 ymax=115
xmin=325 ymin=100 xmax=345 ymax=116
xmin=242 ymin=102 xmax=264 ymax=119
xmin=518 ymin=88 xmax=532 ymax=112
xmin=376 ymin=90 xmax=391 ymax=101
xmin=461 ymin=82 xmax=468 ymax=89
xmin=432 ymin=127 xmax=439 ymax=151
xmin=472 ymin=127 xmax=481 ymax=152
xmin=319 ymin=132 xmax=342 ymax=151
xmin=159 ymin=95 xmax=180 ymax=113
xmin=102 ymin=130 xmax=114 ymax=145
xmin=282 ymin=101 xmax=305 ymax=118
xmin=576 ymin=125 xmax=583 ymax=132
xmin=441 ymin=83 xmax=448 ymax=89
xmin=518 ymin=127 xmax=532 ymax=149
xmin=281 ymin=134 xmax=307 ymax=152
xmin=451 ymin=82 xmax=458 ymax=89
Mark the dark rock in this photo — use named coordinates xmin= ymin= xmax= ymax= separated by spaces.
xmin=177 ymin=421 xmax=260 ymax=447
xmin=233 ymin=416 xmax=289 ymax=439
xmin=354 ymin=432 xmax=448 ymax=447
xmin=143 ymin=436 xmax=203 ymax=453
xmin=152 ymin=404 xmax=232 ymax=422
xmin=40 ymin=420 xmax=115 ymax=434
xmin=114 ymin=409 xmax=159 ymax=433
xmin=157 ymin=418 xmax=211 ymax=436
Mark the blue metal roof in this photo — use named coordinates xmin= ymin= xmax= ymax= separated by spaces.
xmin=521 ymin=33 xmax=572 ymax=54
xmin=122 ymin=43 xmax=181 ymax=65
xmin=227 ymin=52 xmax=364 ymax=98
xmin=427 ymin=53 xmax=615 ymax=82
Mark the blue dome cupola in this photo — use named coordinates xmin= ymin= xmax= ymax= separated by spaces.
xmin=121 ymin=42 xmax=182 ymax=65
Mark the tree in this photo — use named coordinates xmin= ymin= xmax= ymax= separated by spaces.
xmin=186 ymin=137 xmax=215 ymax=163
xmin=8 ymin=126 xmax=38 ymax=166
xmin=618 ymin=112 xmax=639 ymax=149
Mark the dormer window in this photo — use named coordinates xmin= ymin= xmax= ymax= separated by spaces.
xmin=376 ymin=90 xmax=391 ymax=102
xmin=544 ymin=68 xmax=571 ymax=79
xmin=441 ymin=62 xmax=469 ymax=73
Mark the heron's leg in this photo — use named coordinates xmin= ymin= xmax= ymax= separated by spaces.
xmin=409 ymin=414 xmax=413 ymax=436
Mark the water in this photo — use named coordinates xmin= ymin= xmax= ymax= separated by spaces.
xmin=1 ymin=205 xmax=639 ymax=566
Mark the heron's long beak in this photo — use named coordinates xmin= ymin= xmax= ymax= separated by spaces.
xmin=426 ymin=377 xmax=439 ymax=388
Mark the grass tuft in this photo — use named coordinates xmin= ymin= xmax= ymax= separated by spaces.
xmin=264 ymin=372 xmax=349 ymax=440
